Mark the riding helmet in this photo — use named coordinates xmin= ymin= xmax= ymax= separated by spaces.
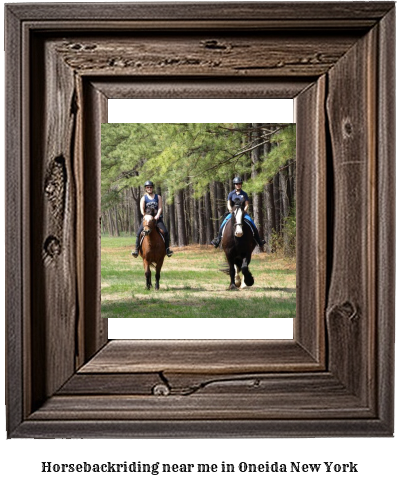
xmin=233 ymin=176 xmax=243 ymax=185
xmin=144 ymin=180 xmax=154 ymax=187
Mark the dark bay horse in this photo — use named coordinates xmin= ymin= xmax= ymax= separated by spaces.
xmin=139 ymin=209 xmax=166 ymax=290
xmin=221 ymin=199 xmax=256 ymax=290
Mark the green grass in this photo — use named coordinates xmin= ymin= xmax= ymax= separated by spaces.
xmin=101 ymin=234 xmax=296 ymax=318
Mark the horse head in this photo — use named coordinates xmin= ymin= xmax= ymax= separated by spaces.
xmin=142 ymin=211 xmax=156 ymax=236
xmin=232 ymin=198 xmax=245 ymax=238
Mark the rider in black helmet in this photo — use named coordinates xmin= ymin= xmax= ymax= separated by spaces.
xmin=211 ymin=176 xmax=266 ymax=249
xmin=132 ymin=181 xmax=173 ymax=258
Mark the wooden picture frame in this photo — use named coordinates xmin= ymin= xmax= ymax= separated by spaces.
xmin=5 ymin=2 xmax=395 ymax=438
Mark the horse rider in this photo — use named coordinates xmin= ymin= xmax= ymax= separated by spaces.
xmin=132 ymin=180 xmax=174 ymax=258
xmin=211 ymin=176 xmax=266 ymax=249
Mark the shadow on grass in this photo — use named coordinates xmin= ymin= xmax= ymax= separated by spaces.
xmin=161 ymin=286 xmax=207 ymax=292
xmin=262 ymin=287 xmax=297 ymax=293
xmin=101 ymin=294 xmax=296 ymax=319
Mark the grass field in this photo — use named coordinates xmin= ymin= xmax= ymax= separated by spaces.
xmin=101 ymin=235 xmax=296 ymax=318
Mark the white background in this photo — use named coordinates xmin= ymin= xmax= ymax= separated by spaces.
xmin=1 ymin=1 xmax=398 ymax=486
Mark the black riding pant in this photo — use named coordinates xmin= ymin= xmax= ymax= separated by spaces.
xmin=135 ymin=219 xmax=170 ymax=249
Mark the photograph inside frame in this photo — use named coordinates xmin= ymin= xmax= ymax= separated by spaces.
xmin=101 ymin=123 xmax=296 ymax=319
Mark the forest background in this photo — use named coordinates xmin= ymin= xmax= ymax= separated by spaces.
xmin=101 ymin=123 xmax=296 ymax=255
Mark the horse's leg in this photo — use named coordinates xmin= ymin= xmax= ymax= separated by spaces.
xmin=242 ymin=254 xmax=254 ymax=287
xmin=228 ymin=260 xmax=239 ymax=290
xmin=155 ymin=260 xmax=163 ymax=290
xmin=234 ymin=264 xmax=241 ymax=287
xmin=144 ymin=260 xmax=152 ymax=290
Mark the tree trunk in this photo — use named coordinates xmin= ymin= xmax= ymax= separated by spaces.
xmin=204 ymin=185 xmax=213 ymax=244
xmin=279 ymin=166 xmax=290 ymax=221
xmin=264 ymin=182 xmax=276 ymax=253
xmin=279 ymin=166 xmax=291 ymax=253
xmin=198 ymin=196 xmax=205 ymax=245
xmin=273 ymin=172 xmax=281 ymax=233
xmin=216 ymin=181 xmax=224 ymax=224
xmin=130 ymin=187 xmax=141 ymax=230
xmin=211 ymin=181 xmax=218 ymax=235
xmin=251 ymin=123 xmax=263 ymax=253
xmin=192 ymin=196 xmax=199 ymax=244
xmin=113 ymin=206 xmax=120 ymax=237
xmin=168 ymin=201 xmax=177 ymax=247
xmin=163 ymin=188 xmax=169 ymax=230
xmin=175 ymin=189 xmax=187 ymax=247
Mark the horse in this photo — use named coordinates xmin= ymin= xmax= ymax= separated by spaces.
xmin=221 ymin=198 xmax=256 ymax=290
xmin=139 ymin=208 xmax=166 ymax=290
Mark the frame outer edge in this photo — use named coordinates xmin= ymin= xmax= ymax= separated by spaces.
xmin=5 ymin=2 xmax=396 ymax=438
xmin=5 ymin=6 xmax=24 ymax=436
xmin=5 ymin=2 xmax=395 ymax=22
xmin=377 ymin=7 xmax=395 ymax=433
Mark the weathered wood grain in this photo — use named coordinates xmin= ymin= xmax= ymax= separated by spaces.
xmin=54 ymin=34 xmax=359 ymax=78
xmin=7 ymin=2 xmax=394 ymax=23
xmin=80 ymin=81 xmax=108 ymax=364
xmin=30 ymin=37 xmax=78 ymax=408
xmin=5 ymin=4 xmax=24 ymax=437
xmin=326 ymin=26 xmax=377 ymax=405
xmin=295 ymin=76 xmax=326 ymax=363
xmin=59 ymin=372 xmax=162 ymax=395
xmin=79 ymin=340 xmax=321 ymax=374
xmin=376 ymin=7 xmax=395 ymax=432
xmin=60 ymin=371 xmax=349 ymax=397
xmin=91 ymin=79 xmax=310 ymax=99
xmin=14 ymin=417 xmax=391 ymax=439
xmin=32 ymin=377 xmax=373 ymax=421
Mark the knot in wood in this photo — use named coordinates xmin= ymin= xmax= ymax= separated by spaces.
xmin=43 ymin=236 xmax=62 ymax=265
xmin=343 ymin=119 xmax=353 ymax=137
xmin=152 ymin=383 xmax=170 ymax=396
xmin=201 ymin=39 xmax=227 ymax=50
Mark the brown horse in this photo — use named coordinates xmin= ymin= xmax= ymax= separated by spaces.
xmin=139 ymin=210 xmax=166 ymax=290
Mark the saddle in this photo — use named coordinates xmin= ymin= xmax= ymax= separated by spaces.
xmin=221 ymin=215 xmax=254 ymax=239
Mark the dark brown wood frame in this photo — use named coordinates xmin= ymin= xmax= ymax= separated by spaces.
xmin=5 ymin=2 xmax=395 ymax=438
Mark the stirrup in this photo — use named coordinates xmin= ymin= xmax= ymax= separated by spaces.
xmin=166 ymin=248 xmax=173 ymax=257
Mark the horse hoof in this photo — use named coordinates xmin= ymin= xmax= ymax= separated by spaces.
xmin=244 ymin=276 xmax=254 ymax=286
xmin=228 ymin=284 xmax=240 ymax=291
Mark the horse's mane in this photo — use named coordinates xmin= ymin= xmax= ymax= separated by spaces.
xmin=145 ymin=207 xmax=157 ymax=217
xmin=232 ymin=196 xmax=244 ymax=208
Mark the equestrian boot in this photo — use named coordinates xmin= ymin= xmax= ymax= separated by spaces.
xmin=253 ymin=228 xmax=266 ymax=248
xmin=131 ymin=240 xmax=140 ymax=258
xmin=164 ymin=234 xmax=173 ymax=257
xmin=211 ymin=236 xmax=221 ymax=248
